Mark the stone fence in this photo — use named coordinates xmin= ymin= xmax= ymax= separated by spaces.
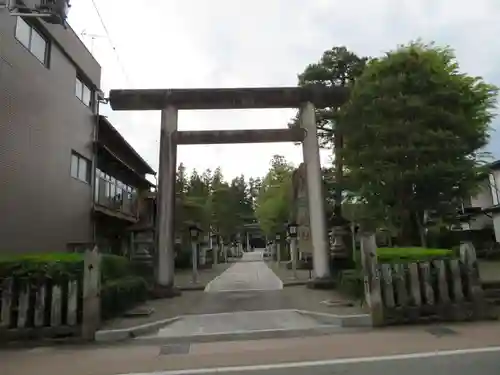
xmin=0 ymin=248 xmax=101 ymax=342
xmin=360 ymin=234 xmax=495 ymax=326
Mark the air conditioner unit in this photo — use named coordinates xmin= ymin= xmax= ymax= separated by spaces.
xmin=36 ymin=0 xmax=71 ymax=24
xmin=2 ymin=0 xmax=71 ymax=27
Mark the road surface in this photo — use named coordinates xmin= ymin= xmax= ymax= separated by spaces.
xmin=122 ymin=347 xmax=500 ymax=375
xmin=124 ymin=348 xmax=500 ymax=375
xmin=4 ymin=322 xmax=500 ymax=375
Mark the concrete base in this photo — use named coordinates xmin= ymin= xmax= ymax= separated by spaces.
xmin=130 ymin=309 xmax=372 ymax=345
xmin=95 ymin=309 xmax=373 ymax=344
xmin=95 ymin=317 xmax=181 ymax=343
xmin=306 ymin=277 xmax=337 ymax=290
xmin=149 ymin=285 xmax=182 ymax=299
xmin=132 ymin=324 xmax=358 ymax=345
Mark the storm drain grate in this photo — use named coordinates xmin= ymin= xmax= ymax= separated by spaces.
xmin=159 ymin=343 xmax=191 ymax=355
xmin=425 ymin=326 xmax=458 ymax=337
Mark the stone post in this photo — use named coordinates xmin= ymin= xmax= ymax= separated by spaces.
xmin=213 ymin=237 xmax=219 ymax=265
xmin=155 ymin=105 xmax=178 ymax=296
xmin=191 ymin=240 xmax=198 ymax=284
xmin=82 ymin=246 xmax=101 ymax=340
xmin=360 ymin=232 xmax=383 ymax=326
xmin=291 ymin=236 xmax=298 ymax=279
xmin=300 ymin=102 xmax=331 ymax=282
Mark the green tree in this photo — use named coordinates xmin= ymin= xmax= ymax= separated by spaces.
xmin=294 ymin=46 xmax=368 ymax=222
xmin=255 ymin=155 xmax=295 ymax=235
xmin=183 ymin=169 xmax=211 ymax=231
xmin=339 ymin=41 xmax=498 ymax=246
xmin=209 ymin=168 xmax=237 ymax=241
xmin=174 ymin=165 xmax=259 ymax=243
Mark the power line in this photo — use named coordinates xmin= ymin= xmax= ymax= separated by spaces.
xmin=89 ymin=0 xmax=133 ymax=86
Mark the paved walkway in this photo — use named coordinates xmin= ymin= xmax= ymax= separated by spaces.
xmin=205 ymin=251 xmax=283 ymax=292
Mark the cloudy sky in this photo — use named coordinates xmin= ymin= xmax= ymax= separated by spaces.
xmin=67 ymin=0 xmax=500 ymax=180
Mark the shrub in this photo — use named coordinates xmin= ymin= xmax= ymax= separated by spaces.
xmin=377 ymin=247 xmax=453 ymax=262
xmin=131 ymin=261 xmax=155 ymax=283
xmin=100 ymin=276 xmax=148 ymax=319
xmin=337 ymin=270 xmax=364 ymax=299
xmin=0 ymin=253 xmax=137 ymax=283
xmin=100 ymin=254 xmax=132 ymax=282
xmin=0 ymin=253 xmax=83 ymax=282
xmin=175 ymin=248 xmax=192 ymax=269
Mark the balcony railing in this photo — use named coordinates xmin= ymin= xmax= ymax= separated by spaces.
xmin=95 ymin=176 xmax=138 ymax=217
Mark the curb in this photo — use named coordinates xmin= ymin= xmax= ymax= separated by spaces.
xmin=295 ymin=310 xmax=373 ymax=328
xmin=94 ymin=310 xmax=372 ymax=344
xmin=130 ymin=325 xmax=364 ymax=345
xmin=94 ymin=317 xmax=180 ymax=342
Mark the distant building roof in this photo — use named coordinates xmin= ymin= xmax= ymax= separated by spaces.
xmin=98 ymin=115 xmax=156 ymax=175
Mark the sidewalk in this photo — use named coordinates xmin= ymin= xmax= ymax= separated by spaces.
xmin=3 ymin=322 xmax=500 ymax=375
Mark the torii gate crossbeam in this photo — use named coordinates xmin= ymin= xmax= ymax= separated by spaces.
xmin=108 ymin=86 xmax=348 ymax=294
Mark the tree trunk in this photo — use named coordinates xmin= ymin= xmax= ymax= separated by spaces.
xmin=415 ymin=211 xmax=427 ymax=248
xmin=398 ymin=208 xmax=421 ymax=246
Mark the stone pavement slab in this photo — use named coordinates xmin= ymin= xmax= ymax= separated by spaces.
xmin=101 ymin=286 xmax=364 ymax=331
xmin=266 ymin=261 xmax=312 ymax=284
xmin=150 ymin=310 xmax=331 ymax=337
xmin=175 ymin=263 xmax=232 ymax=290
xmin=205 ymin=252 xmax=283 ymax=292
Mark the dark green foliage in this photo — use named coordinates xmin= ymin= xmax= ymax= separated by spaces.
xmin=0 ymin=253 xmax=148 ymax=320
xmin=339 ymin=41 xmax=498 ymax=245
xmin=131 ymin=261 xmax=155 ymax=284
xmin=175 ymin=247 xmax=192 ymax=269
xmin=295 ymin=46 xmax=368 ymax=146
xmin=255 ymin=155 xmax=295 ymax=236
xmin=100 ymin=254 xmax=133 ymax=283
xmin=100 ymin=276 xmax=148 ymax=320
xmin=338 ymin=270 xmax=364 ymax=299
xmin=0 ymin=253 xmax=83 ymax=283
xmin=176 ymin=163 xmax=258 ymax=243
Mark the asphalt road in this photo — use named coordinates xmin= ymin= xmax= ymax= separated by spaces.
xmin=132 ymin=348 xmax=500 ymax=375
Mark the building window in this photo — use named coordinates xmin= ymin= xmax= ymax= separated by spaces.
xmin=75 ymin=77 xmax=93 ymax=108
xmin=15 ymin=17 xmax=49 ymax=65
xmin=70 ymin=151 xmax=91 ymax=183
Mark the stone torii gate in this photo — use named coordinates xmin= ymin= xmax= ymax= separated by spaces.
xmin=108 ymin=86 xmax=348 ymax=294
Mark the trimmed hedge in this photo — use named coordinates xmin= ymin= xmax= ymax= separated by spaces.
xmin=0 ymin=253 xmax=140 ymax=282
xmin=338 ymin=270 xmax=364 ymax=299
xmin=100 ymin=276 xmax=148 ymax=320
xmin=0 ymin=253 xmax=149 ymax=320
xmin=339 ymin=247 xmax=455 ymax=300
xmin=377 ymin=247 xmax=453 ymax=262
xmin=0 ymin=253 xmax=83 ymax=282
